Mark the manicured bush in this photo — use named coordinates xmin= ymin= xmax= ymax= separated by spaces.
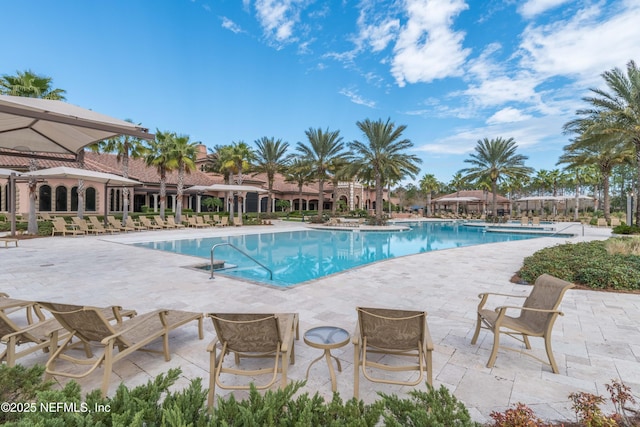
xmin=612 ymin=224 xmax=640 ymax=235
xmin=518 ymin=240 xmax=640 ymax=290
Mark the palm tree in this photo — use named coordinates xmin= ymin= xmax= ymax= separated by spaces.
xmin=449 ymin=172 xmax=467 ymax=215
xmin=559 ymin=118 xmax=632 ymax=222
xmin=419 ymin=174 xmax=440 ymax=217
xmin=327 ymin=157 xmax=351 ymax=214
xmin=0 ymin=69 xmax=67 ymax=99
xmin=225 ymin=141 xmax=255 ymax=223
xmin=100 ymin=120 xmax=147 ymax=224
xmin=459 ymin=137 xmax=533 ymax=218
xmin=564 ymin=60 xmax=640 ymax=224
xmin=253 ymin=137 xmax=289 ymax=215
xmin=0 ymin=70 xmax=66 ymax=234
xmin=145 ymin=130 xmax=175 ymax=220
xmin=562 ymin=164 xmax=597 ymax=220
xmin=168 ymin=134 xmax=198 ymax=223
xmin=296 ymin=127 xmax=345 ymax=220
xmin=207 ymin=145 xmax=235 ymax=216
xmin=284 ymin=159 xmax=314 ymax=215
xmin=345 ymin=118 xmax=422 ymax=223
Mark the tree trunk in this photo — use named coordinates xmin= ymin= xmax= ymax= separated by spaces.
xmin=176 ymin=164 xmax=184 ymax=223
xmin=121 ymin=154 xmax=130 ymax=225
xmin=426 ymin=194 xmax=432 ymax=217
xmin=603 ymin=172 xmax=611 ymax=222
xmin=298 ymin=184 xmax=303 ymax=215
xmin=28 ymin=158 xmax=38 ymax=235
xmin=635 ymin=139 xmax=640 ymax=226
xmin=375 ymin=175 xmax=383 ymax=221
xmin=574 ymin=182 xmax=580 ymax=221
xmin=317 ymin=179 xmax=324 ymax=219
xmin=491 ymin=181 xmax=498 ymax=218
xmin=77 ymin=149 xmax=86 ymax=219
xmin=160 ymin=169 xmax=166 ymax=220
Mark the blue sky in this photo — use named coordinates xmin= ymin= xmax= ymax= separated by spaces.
xmin=3 ymin=0 xmax=639 ymax=183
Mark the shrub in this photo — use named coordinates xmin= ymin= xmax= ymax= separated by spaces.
xmin=490 ymin=402 xmax=545 ymax=427
xmin=518 ymin=240 xmax=640 ymax=291
xmin=612 ymin=224 xmax=640 ymax=235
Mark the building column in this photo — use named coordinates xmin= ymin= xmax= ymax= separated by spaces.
xmin=152 ymin=193 xmax=158 ymax=212
xmin=171 ymin=195 xmax=176 ymax=211
xmin=196 ymin=194 xmax=201 ymax=213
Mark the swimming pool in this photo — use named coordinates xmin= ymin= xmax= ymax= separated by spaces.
xmin=132 ymin=221 xmax=552 ymax=287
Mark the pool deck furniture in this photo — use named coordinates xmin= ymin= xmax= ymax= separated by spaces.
xmin=52 ymin=218 xmax=85 ymax=237
xmin=353 ymin=307 xmax=433 ymax=399
xmin=0 ymin=237 xmax=18 ymax=247
xmin=88 ymin=216 xmax=118 ymax=234
xmin=167 ymin=216 xmax=186 ymax=229
xmin=207 ymin=312 xmax=299 ymax=407
xmin=2 ymin=298 xmax=137 ymax=368
xmin=139 ymin=216 xmax=162 ymax=230
xmin=304 ymin=325 xmax=350 ymax=392
xmin=471 ymin=274 xmax=575 ymax=374
xmin=38 ymin=301 xmax=203 ymax=397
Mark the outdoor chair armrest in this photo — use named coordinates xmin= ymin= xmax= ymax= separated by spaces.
xmin=1 ymin=318 xmax=63 ymax=343
xmin=477 ymin=292 xmax=527 ymax=310
xmin=352 ymin=322 xmax=361 ymax=345
xmin=99 ymin=309 xmax=169 ymax=345
xmin=0 ymin=292 xmax=8 ymax=298
xmin=494 ymin=305 xmax=563 ymax=315
xmin=423 ymin=320 xmax=435 ymax=351
xmin=206 ymin=338 xmax=220 ymax=353
xmin=277 ymin=314 xmax=295 ymax=353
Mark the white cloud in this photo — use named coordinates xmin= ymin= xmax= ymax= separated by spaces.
xmin=518 ymin=2 xmax=640 ymax=80
xmin=338 ymin=88 xmax=376 ymax=108
xmin=486 ymin=107 xmax=533 ymax=124
xmin=518 ymin=0 xmax=571 ymax=19
xmin=221 ymin=17 xmax=243 ymax=33
xmin=390 ymin=0 xmax=470 ymax=86
xmin=254 ymin=0 xmax=305 ymax=45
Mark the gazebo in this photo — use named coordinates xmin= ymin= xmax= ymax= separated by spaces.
xmin=432 ymin=190 xmax=510 ymax=216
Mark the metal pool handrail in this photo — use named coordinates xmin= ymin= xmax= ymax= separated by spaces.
xmin=210 ymin=242 xmax=273 ymax=280
xmin=548 ymin=222 xmax=585 ymax=237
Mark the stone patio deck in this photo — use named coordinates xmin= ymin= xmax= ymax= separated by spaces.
xmin=1 ymin=220 xmax=637 ymax=424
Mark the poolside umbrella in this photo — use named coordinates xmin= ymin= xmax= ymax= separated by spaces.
xmin=21 ymin=166 xmax=142 ymax=227
xmin=0 ymin=94 xmax=153 ymax=158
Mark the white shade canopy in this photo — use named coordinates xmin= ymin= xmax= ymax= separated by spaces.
xmin=187 ymin=184 xmax=267 ymax=193
xmin=434 ymin=196 xmax=480 ymax=203
xmin=517 ymin=195 xmax=593 ymax=201
xmin=0 ymin=94 xmax=153 ymax=156
xmin=21 ymin=166 xmax=141 ymax=186
xmin=0 ymin=168 xmax=20 ymax=178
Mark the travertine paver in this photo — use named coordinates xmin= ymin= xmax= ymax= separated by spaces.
xmin=1 ymin=220 xmax=638 ymax=424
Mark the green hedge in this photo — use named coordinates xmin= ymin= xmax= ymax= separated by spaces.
xmin=1 ymin=365 xmax=477 ymax=426
xmin=518 ymin=240 xmax=640 ymax=290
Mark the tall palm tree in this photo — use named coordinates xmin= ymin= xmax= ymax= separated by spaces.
xmin=459 ymin=137 xmax=533 ymax=218
xmin=225 ymin=141 xmax=255 ymax=223
xmin=207 ymin=145 xmax=235 ymax=216
xmin=559 ymin=119 xmax=632 ymax=222
xmin=168 ymin=134 xmax=197 ymax=223
xmin=296 ymin=127 xmax=345 ymax=220
xmin=145 ymin=130 xmax=175 ymax=220
xmin=284 ymin=159 xmax=314 ymax=215
xmin=327 ymin=157 xmax=351 ymax=214
xmin=419 ymin=174 xmax=440 ymax=217
xmin=100 ymin=120 xmax=147 ymax=224
xmin=449 ymin=172 xmax=467 ymax=215
xmin=562 ymin=164 xmax=598 ymax=220
xmin=564 ymin=60 xmax=640 ymax=224
xmin=0 ymin=70 xmax=66 ymax=234
xmin=253 ymin=137 xmax=290 ymax=215
xmin=345 ymin=118 xmax=421 ymax=223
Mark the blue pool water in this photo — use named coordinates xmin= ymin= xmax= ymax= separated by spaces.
xmin=133 ymin=221 xmax=546 ymax=287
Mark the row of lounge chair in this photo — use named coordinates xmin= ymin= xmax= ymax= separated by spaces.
xmin=49 ymin=214 xmax=233 ymax=236
xmin=1 ymin=274 xmax=574 ymax=405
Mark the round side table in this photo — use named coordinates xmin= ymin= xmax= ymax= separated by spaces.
xmin=304 ymin=326 xmax=350 ymax=391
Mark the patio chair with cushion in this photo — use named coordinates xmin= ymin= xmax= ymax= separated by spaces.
xmin=1 ymin=297 xmax=136 ymax=368
xmin=471 ymin=273 xmax=575 ymax=373
xmin=37 ymin=301 xmax=203 ymax=396
xmin=353 ymin=307 xmax=433 ymax=398
xmin=207 ymin=312 xmax=299 ymax=407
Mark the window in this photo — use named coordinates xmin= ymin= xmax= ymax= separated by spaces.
xmin=39 ymin=185 xmax=52 ymax=211
xmin=86 ymin=187 xmax=96 ymax=211
xmin=71 ymin=187 xmax=79 ymax=211
xmin=55 ymin=186 xmax=67 ymax=211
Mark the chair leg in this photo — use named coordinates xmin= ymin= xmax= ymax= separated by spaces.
xmin=425 ymin=349 xmax=433 ymax=386
xmin=6 ymin=336 xmax=16 ymax=367
xmin=163 ymin=333 xmax=170 ymax=361
xmin=101 ymin=341 xmax=115 ymax=398
xmin=544 ymin=335 xmax=559 ymax=374
xmin=353 ymin=343 xmax=360 ymax=399
xmin=523 ymin=335 xmax=531 ymax=349
xmin=487 ymin=330 xmax=500 ymax=368
xmin=207 ymin=347 xmax=218 ymax=408
xmin=471 ymin=314 xmax=482 ymax=344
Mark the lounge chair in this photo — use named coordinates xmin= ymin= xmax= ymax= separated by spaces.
xmin=195 ymin=216 xmax=210 ymax=228
xmin=88 ymin=216 xmax=118 ymax=234
xmin=139 ymin=216 xmax=162 ymax=230
xmin=207 ymin=313 xmax=299 ymax=407
xmin=531 ymin=216 xmax=540 ymax=226
xmin=126 ymin=217 xmax=146 ymax=231
xmin=353 ymin=307 xmax=433 ymax=398
xmin=187 ymin=216 xmax=206 ymax=228
xmin=72 ymin=217 xmax=103 ymax=235
xmin=153 ymin=215 xmax=173 ymax=229
xmin=520 ymin=216 xmax=529 ymax=226
xmin=471 ymin=274 xmax=575 ymax=373
xmin=216 ymin=216 xmax=229 ymax=227
xmin=37 ymin=301 xmax=203 ymax=396
xmin=167 ymin=216 xmax=186 ymax=229
xmin=1 ymin=297 xmax=136 ymax=368
xmin=108 ymin=216 xmax=135 ymax=233
xmin=610 ymin=217 xmax=621 ymax=227
xmin=52 ymin=218 xmax=84 ymax=237
xmin=596 ymin=218 xmax=607 ymax=227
